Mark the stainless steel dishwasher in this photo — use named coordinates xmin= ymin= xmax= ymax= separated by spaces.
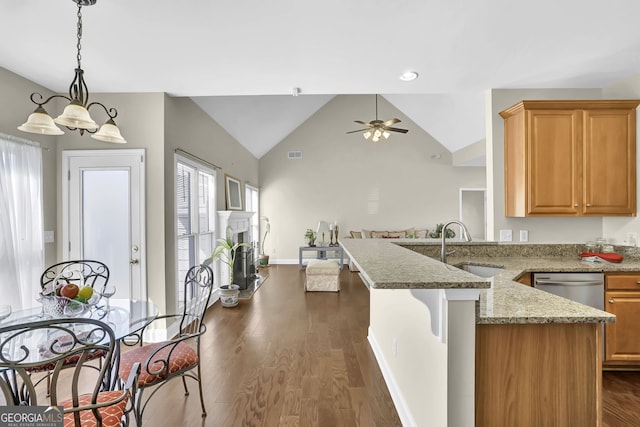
xmin=533 ymin=272 xmax=604 ymax=310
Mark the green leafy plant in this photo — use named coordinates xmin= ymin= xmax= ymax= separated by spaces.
xmin=260 ymin=216 xmax=270 ymax=255
xmin=304 ymin=228 xmax=316 ymax=245
xmin=429 ymin=223 xmax=456 ymax=239
xmin=203 ymin=227 xmax=250 ymax=287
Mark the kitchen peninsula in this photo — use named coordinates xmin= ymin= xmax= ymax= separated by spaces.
xmin=340 ymin=238 xmax=626 ymax=427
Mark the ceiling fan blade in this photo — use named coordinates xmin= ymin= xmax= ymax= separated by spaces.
xmin=354 ymin=120 xmax=372 ymax=126
xmin=346 ymin=129 xmax=371 ymax=134
xmin=384 ymin=127 xmax=409 ymax=134
xmin=382 ymin=118 xmax=401 ymax=126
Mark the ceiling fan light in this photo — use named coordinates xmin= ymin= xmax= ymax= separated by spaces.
xmin=91 ymin=119 xmax=127 ymax=144
xmin=363 ymin=131 xmax=372 ymax=139
xmin=54 ymin=101 xmax=100 ymax=130
xmin=373 ymin=129 xmax=382 ymax=139
xmin=383 ymin=131 xmax=391 ymax=139
xmin=18 ymin=106 xmax=64 ymax=135
xmin=372 ymin=135 xmax=380 ymax=142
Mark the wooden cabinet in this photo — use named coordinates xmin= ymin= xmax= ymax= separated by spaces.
xmin=604 ymin=273 xmax=640 ymax=365
xmin=515 ymin=272 xmax=532 ymax=286
xmin=500 ymin=100 xmax=639 ymax=217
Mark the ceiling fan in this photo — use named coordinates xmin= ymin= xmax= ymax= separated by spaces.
xmin=346 ymin=94 xmax=409 ymax=142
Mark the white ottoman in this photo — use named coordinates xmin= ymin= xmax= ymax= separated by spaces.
xmin=305 ymin=259 xmax=340 ymax=292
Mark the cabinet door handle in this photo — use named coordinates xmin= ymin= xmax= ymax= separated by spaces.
xmin=586 ymin=203 xmax=592 ymax=207
xmin=574 ymin=204 xmax=579 ymax=207
xmin=608 ymin=298 xmax=615 ymax=304
xmin=636 ymin=281 xmax=640 ymax=285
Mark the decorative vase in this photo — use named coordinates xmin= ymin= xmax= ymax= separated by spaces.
xmin=259 ymin=254 xmax=270 ymax=267
xmin=220 ymin=284 xmax=240 ymax=307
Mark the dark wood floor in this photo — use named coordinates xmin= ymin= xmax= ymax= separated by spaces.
xmin=140 ymin=265 xmax=640 ymax=427
xmin=142 ymin=265 xmax=402 ymax=427
xmin=603 ymin=370 xmax=640 ymax=427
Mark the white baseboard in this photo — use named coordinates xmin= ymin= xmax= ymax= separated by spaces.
xmin=368 ymin=327 xmax=416 ymax=427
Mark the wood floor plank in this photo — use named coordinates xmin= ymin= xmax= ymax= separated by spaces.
xmin=139 ymin=265 xmax=400 ymax=426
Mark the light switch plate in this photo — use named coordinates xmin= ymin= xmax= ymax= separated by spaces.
xmin=499 ymin=229 xmax=513 ymax=242
xmin=44 ymin=230 xmax=55 ymax=243
xmin=519 ymin=230 xmax=529 ymax=242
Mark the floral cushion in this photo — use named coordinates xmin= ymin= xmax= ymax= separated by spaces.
xmin=61 ymin=390 xmax=128 ymax=427
xmin=119 ymin=341 xmax=198 ymax=388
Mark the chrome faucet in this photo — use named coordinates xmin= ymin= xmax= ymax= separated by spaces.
xmin=440 ymin=220 xmax=472 ymax=263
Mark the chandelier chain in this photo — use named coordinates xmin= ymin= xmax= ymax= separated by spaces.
xmin=76 ymin=4 xmax=83 ymax=68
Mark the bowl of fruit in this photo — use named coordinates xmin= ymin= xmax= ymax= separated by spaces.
xmin=39 ymin=280 xmax=99 ymax=318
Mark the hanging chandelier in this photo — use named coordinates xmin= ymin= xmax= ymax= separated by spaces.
xmin=18 ymin=0 xmax=126 ymax=144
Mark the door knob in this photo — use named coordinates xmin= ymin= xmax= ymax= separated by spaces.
xmin=608 ymin=298 xmax=615 ymax=304
xmin=130 ymin=259 xmax=139 ymax=265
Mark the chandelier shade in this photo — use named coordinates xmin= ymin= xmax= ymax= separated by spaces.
xmin=17 ymin=0 xmax=126 ymax=143
xmin=92 ymin=119 xmax=127 ymax=144
xmin=54 ymin=101 xmax=100 ymax=130
xmin=18 ymin=106 xmax=65 ymax=135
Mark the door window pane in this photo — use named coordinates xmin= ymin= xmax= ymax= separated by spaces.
xmin=82 ymin=170 xmax=129 ymax=298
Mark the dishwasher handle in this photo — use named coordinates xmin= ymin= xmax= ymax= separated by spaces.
xmin=535 ymin=279 xmax=603 ymax=286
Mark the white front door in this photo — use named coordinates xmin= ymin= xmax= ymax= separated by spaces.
xmin=62 ymin=150 xmax=146 ymax=301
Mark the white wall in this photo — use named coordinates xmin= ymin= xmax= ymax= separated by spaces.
xmin=259 ymin=95 xmax=485 ymax=262
xmin=487 ymin=88 xmax=606 ymax=243
xmin=369 ymin=289 xmax=448 ymax=426
xmin=602 ymin=75 xmax=640 ymax=245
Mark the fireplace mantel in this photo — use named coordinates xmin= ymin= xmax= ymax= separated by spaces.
xmin=218 ymin=211 xmax=255 ymax=235
xmin=217 ymin=211 xmax=256 ymax=289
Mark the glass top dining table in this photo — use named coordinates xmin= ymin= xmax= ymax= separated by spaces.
xmin=0 ymin=299 xmax=159 ymax=397
xmin=1 ymin=298 xmax=159 ymax=342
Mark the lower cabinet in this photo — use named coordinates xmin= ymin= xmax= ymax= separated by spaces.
xmin=604 ymin=273 xmax=640 ymax=365
xmin=476 ymin=323 xmax=601 ymax=426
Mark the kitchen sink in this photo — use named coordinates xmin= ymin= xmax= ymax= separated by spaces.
xmin=457 ymin=264 xmax=504 ymax=278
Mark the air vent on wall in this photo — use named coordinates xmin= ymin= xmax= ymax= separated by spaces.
xmin=287 ymin=151 xmax=303 ymax=159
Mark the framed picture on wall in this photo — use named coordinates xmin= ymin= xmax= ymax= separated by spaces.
xmin=225 ymin=174 xmax=243 ymax=210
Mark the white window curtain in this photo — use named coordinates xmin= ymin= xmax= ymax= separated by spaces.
xmin=0 ymin=133 xmax=44 ymax=310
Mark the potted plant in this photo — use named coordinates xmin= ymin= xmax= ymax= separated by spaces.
xmin=259 ymin=216 xmax=270 ymax=267
xmin=429 ymin=223 xmax=456 ymax=239
xmin=305 ymin=228 xmax=317 ymax=247
xmin=204 ymin=227 xmax=250 ymax=308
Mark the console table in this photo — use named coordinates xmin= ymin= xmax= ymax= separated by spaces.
xmin=299 ymin=245 xmax=344 ymax=269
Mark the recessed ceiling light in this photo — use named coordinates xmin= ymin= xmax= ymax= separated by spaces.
xmin=400 ymin=71 xmax=419 ymax=82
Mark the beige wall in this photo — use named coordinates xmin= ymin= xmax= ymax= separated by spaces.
xmin=163 ymin=95 xmax=259 ymax=312
xmin=369 ymin=289 xmax=448 ymax=426
xmin=0 ymin=66 xmax=259 ymax=317
xmin=259 ymin=95 xmax=486 ymax=261
xmin=487 ymin=88 xmax=605 ymax=244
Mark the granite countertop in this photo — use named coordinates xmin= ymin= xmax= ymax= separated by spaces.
xmin=340 ymin=239 xmax=627 ymax=325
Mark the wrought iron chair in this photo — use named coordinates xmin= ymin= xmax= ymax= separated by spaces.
xmin=0 ymin=317 xmax=140 ymax=427
xmin=118 ymin=264 xmax=214 ymax=426
xmin=36 ymin=260 xmax=110 ymax=395
xmin=41 ymin=259 xmax=110 ymax=294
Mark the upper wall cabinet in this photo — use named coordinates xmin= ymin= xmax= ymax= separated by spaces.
xmin=500 ymin=100 xmax=640 ymax=217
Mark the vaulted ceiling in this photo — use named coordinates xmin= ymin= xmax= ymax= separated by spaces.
xmin=3 ymin=0 xmax=640 ymax=158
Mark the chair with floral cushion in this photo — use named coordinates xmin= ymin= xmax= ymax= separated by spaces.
xmin=118 ymin=264 xmax=214 ymax=426
xmin=0 ymin=317 xmax=140 ymax=427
